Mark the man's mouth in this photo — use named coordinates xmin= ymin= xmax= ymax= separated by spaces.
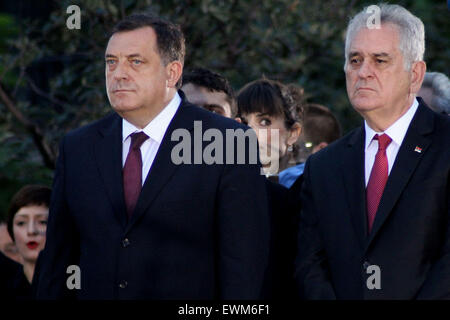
xmin=26 ymin=241 xmax=39 ymax=250
xmin=356 ymin=87 xmax=375 ymax=92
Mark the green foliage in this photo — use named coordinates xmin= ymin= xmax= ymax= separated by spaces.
xmin=0 ymin=0 xmax=448 ymax=212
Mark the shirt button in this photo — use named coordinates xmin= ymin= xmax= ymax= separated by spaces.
xmin=122 ymin=238 xmax=130 ymax=248
xmin=363 ymin=261 xmax=371 ymax=270
xmin=119 ymin=280 xmax=128 ymax=289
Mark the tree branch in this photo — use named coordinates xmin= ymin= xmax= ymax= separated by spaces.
xmin=0 ymin=82 xmax=56 ymax=169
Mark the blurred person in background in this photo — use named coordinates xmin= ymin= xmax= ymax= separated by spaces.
xmin=0 ymin=220 xmax=21 ymax=264
xmin=237 ymin=78 xmax=304 ymax=299
xmin=6 ymin=185 xmax=51 ymax=299
xmin=418 ymin=71 xmax=450 ymax=115
xmin=181 ymin=67 xmax=236 ymax=118
xmin=237 ymin=78 xmax=303 ymax=180
xmin=280 ymin=103 xmax=341 ymax=188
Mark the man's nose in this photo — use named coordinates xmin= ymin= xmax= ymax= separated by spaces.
xmin=358 ymin=60 xmax=374 ymax=79
xmin=113 ymin=61 xmax=130 ymax=80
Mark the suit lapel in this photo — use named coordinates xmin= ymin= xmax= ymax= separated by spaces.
xmin=365 ymin=102 xmax=434 ymax=251
xmin=125 ymin=99 xmax=196 ymax=233
xmin=340 ymin=126 xmax=367 ymax=250
xmin=93 ymin=113 xmax=127 ymax=229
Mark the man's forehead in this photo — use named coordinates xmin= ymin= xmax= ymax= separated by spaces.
xmin=349 ymin=25 xmax=400 ymax=55
xmin=106 ymin=27 xmax=156 ymax=54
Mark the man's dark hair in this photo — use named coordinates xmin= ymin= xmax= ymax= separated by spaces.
xmin=182 ymin=67 xmax=236 ymax=116
xmin=7 ymin=185 xmax=51 ymax=241
xmin=111 ymin=13 xmax=185 ymax=87
xmin=302 ymin=104 xmax=341 ymax=145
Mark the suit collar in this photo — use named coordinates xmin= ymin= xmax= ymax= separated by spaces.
xmin=94 ymin=113 xmax=128 ymax=228
xmin=125 ymin=93 xmax=198 ymax=233
xmin=93 ymin=92 xmax=198 ymax=231
xmin=364 ymin=98 xmax=419 ymax=150
xmin=364 ymin=100 xmax=435 ymax=251
xmin=340 ymin=126 xmax=367 ymax=250
xmin=122 ymin=92 xmax=181 ymax=144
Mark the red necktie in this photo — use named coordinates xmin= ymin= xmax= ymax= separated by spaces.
xmin=366 ymin=133 xmax=392 ymax=233
xmin=123 ymin=132 xmax=149 ymax=219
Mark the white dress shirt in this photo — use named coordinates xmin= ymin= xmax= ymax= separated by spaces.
xmin=364 ymin=98 xmax=419 ymax=186
xmin=122 ymin=92 xmax=181 ymax=185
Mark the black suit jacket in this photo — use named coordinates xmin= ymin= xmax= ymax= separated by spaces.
xmin=35 ymin=94 xmax=270 ymax=299
xmin=295 ymin=100 xmax=450 ymax=299
xmin=264 ymin=179 xmax=300 ymax=300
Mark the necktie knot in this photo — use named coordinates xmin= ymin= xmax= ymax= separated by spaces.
xmin=130 ymin=132 xmax=148 ymax=150
xmin=374 ymin=134 xmax=392 ymax=151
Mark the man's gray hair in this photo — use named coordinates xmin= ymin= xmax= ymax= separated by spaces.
xmin=421 ymin=72 xmax=450 ymax=114
xmin=344 ymin=3 xmax=425 ymax=70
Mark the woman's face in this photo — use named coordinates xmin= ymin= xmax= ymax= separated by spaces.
xmin=240 ymin=112 xmax=297 ymax=173
xmin=12 ymin=205 xmax=48 ymax=264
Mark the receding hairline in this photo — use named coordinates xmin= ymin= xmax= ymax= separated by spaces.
xmin=109 ymin=25 xmax=156 ymax=38
xmin=105 ymin=27 xmax=170 ymax=64
xmin=348 ymin=22 xmax=401 ymax=49
xmin=106 ymin=26 xmax=158 ymax=48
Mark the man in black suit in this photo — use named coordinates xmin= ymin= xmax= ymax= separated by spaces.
xmin=295 ymin=4 xmax=450 ymax=299
xmin=35 ymin=13 xmax=270 ymax=299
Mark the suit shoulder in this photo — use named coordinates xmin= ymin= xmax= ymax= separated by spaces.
xmin=64 ymin=112 xmax=118 ymax=142
xmin=432 ymin=113 xmax=450 ymax=149
xmin=434 ymin=112 xmax=450 ymax=131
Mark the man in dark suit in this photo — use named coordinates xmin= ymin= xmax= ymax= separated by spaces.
xmin=35 ymin=13 xmax=270 ymax=299
xmin=295 ymin=4 xmax=450 ymax=299
xmin=180 ymin=73 xmax=298 ymax=300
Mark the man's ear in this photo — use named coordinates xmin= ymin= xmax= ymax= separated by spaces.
xmin=287 ymin=122 xmax=302 ymax=146
xmin=312 ymin=142 xmax=328 ymax=154
xmin=410 ymin=60 xmax=426 ymax=95
xmin=166 ymin=61 xmax=183 ymax=88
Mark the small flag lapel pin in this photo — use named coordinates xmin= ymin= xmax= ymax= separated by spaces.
xmin=414 ymin=146 xmax=422 ymax=153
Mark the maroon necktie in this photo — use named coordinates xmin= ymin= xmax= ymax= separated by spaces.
xmin=366 ymin=133 xmax=392 ymax=233
xmin=123 ymin=132 xmax=149 ymax=219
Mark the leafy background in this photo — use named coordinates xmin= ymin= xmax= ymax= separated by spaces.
xmin=0 ymin=0 xmax=448 ymax=216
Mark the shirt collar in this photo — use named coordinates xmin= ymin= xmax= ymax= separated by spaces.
xmin=122 ymin=92 xmax=181 ymax=143
xmin=364 ymin=98 xmax=419 ymax=150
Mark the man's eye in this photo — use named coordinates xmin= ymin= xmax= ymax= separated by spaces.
xmin=106 ymin=59 xmax=116 ymax=65
xmin=376 ymin=59 xmax=386 ymax=64
xmin=350 ymin=58 xmax=361 ymax=64
xmin=208 ymin=107 xmax=224 ymax=116
xmin=131 ymin=59 xmax=142 ymax=65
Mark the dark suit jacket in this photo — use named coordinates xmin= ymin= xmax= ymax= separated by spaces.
xmin=35 ymin=93 xmax=270 ymax=299
xmin=295 ymin=100 xmax=450 ymax=299
xmin=264 ymin=179 xmax=300 ymax=300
